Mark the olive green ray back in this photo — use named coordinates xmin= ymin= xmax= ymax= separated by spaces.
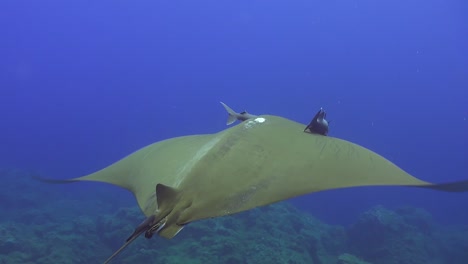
xmin=173 ymin=115 xmax=430 ymax=224
xmin=38 ymin=114 xmax=468 ymax=243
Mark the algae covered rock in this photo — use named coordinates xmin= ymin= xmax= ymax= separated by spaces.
xmin=0 ymin=223 xmax=22 ymax=254
xmin=337 ymin=253 xmax=372 ymax=264
xmin=347 ymin=205 xmax=442 ymax=264
xmin=435 ymin=225 xmax=468 ymax=263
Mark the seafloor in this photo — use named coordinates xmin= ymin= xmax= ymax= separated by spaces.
xmin=1 ymin=168 xmax=467 ymax=264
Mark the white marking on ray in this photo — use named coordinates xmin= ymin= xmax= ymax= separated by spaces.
xmin=172 ymin=226 xmax=185 ymax=236
xmin=156 ymin=222 xmax=166 ymax=232
xmin=244 ymin=120 xmax=255 ymax=129
xmin=244 ymin=117 xmax=267 ymax=129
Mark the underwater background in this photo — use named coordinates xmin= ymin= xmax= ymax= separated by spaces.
xmin=1 ymin=0 xmax=467 ymax=263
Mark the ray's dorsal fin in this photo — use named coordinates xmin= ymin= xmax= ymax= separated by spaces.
xmin=156 ymin=183 xmax=179 ymax=208
xmin=154 ymin=184 xmax=187 ymax=239
xmin=154 ymin=183 xmax=180 ymax=222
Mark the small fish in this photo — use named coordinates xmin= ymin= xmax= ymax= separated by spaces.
xmin=220 ymin=102 xmax=258 ymax=125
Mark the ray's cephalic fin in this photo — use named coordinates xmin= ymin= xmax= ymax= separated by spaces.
xmin=304 ymin=107 xmax=329 ymax=136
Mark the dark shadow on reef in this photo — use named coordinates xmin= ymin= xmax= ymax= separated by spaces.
xmin=1 ymin=168 xmax=467 ymax=264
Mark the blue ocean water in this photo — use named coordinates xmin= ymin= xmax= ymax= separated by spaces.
xmin=1 ymin=0 xmax=467 ymax=263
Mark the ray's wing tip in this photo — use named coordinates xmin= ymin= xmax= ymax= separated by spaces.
xmin=439 ymin=179 xmax=468 ymax=192
xmin=422 ymin=179 xmax=468 ymax=192
xmin=31 ymin=175 xmax=78 ymax=184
